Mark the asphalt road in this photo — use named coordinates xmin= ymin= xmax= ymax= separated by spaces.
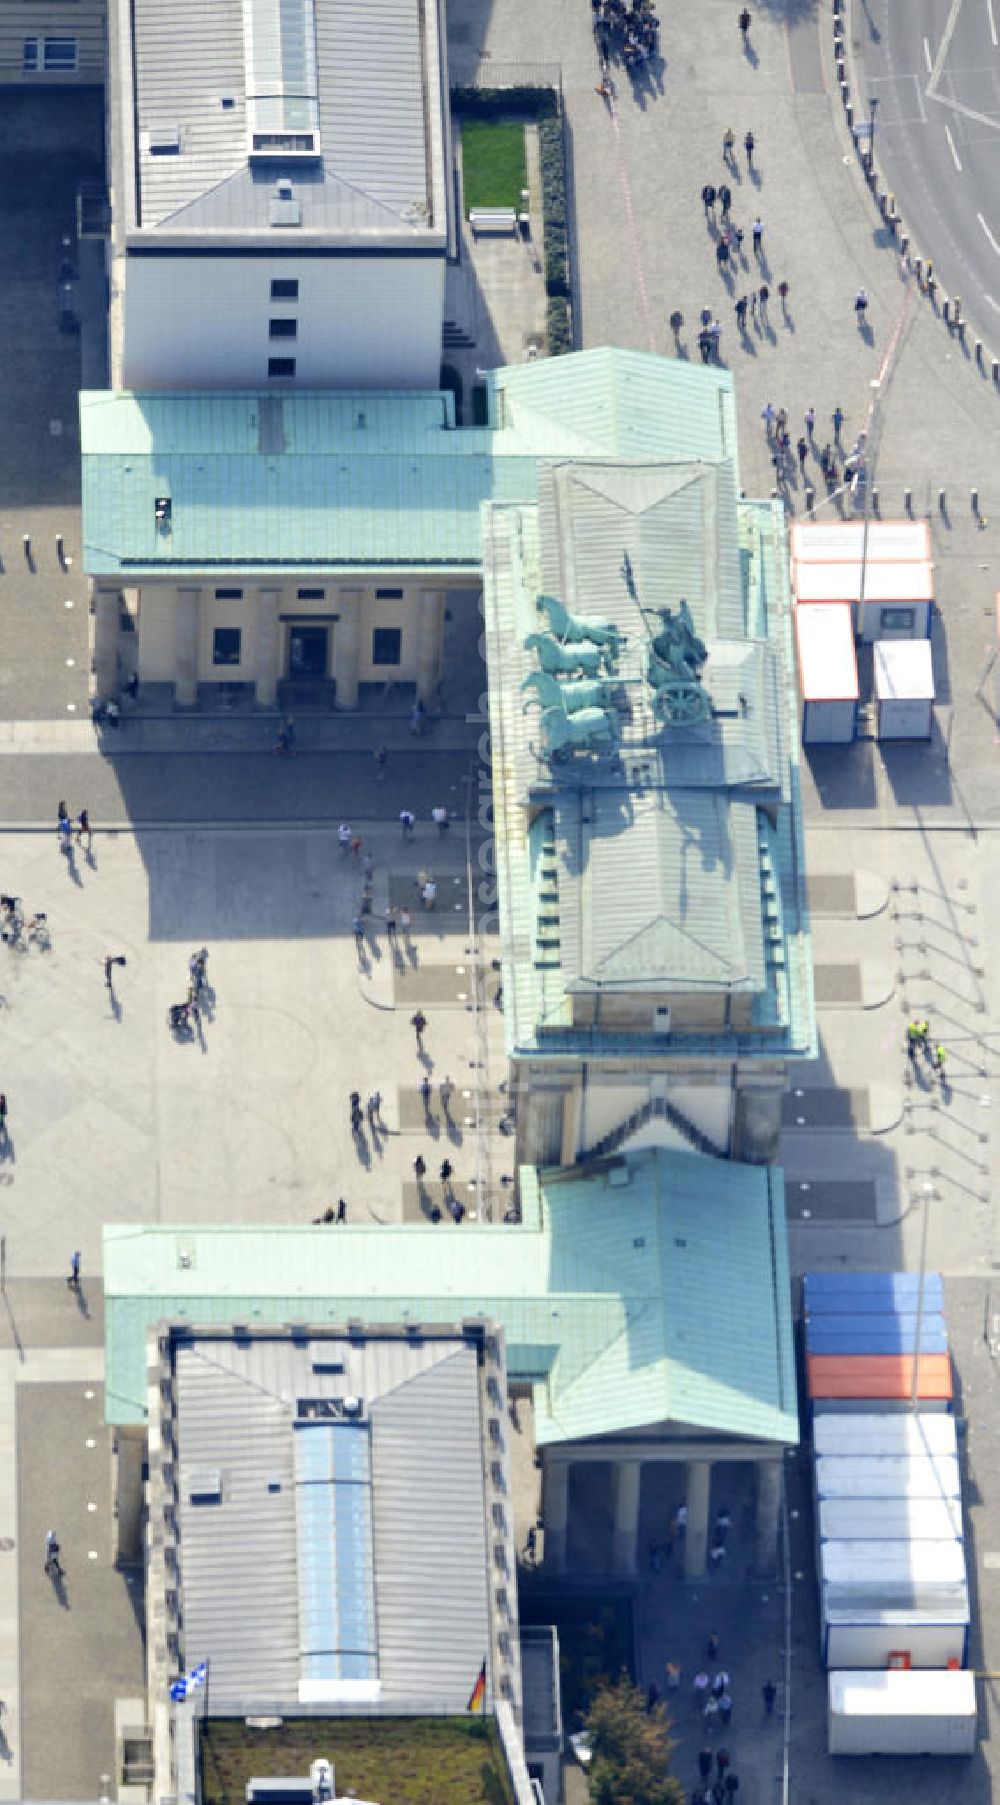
xmin=854 ymin=0 xmax=1000 ymax=355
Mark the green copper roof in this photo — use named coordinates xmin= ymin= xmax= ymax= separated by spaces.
xmin=79 ymin=349 xmax=740 ymax=574
xmin=103 ymin=1149 xmax=797 ymax=1447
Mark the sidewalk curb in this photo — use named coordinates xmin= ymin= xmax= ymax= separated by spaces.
xmin=836 ymin=0 xmax=1000 ymax=394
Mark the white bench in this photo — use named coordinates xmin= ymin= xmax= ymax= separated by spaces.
xmin=468 ymin=206 xmax=518 ymax=236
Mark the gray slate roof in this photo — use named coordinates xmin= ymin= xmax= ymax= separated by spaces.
xmin=173 ymin=1334 xmax=491 ymax=1711
xmin=132 ymin=0 xmax=434 ymax=234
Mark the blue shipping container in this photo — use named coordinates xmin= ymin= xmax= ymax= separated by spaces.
xmin=803 ymin=1272 xmax=944 ymax=1315
xmin=805 ymin=1320 xmax=950 ymax=1356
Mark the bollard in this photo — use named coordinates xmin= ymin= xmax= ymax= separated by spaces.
xmin=939 ymin=489 xmax=947 ymax=514
xmin=845 ymin=101 xmax=853 ymax=127
xmin=840 ymin=80 xmax=850 ymax=104
xmin=993 ymin=359 xmax=1000 ymax=384
xmin=971 ymin=489 xmax=980 ymax=514
xmin=22 ymin=534 xmax=30 ymax=560
xmin=914 ymin=256 xmax=922 ymax=283
xmin=904 ymin=488 xmax=913 ymax=515
xmin=56 ymin=533 xmax=64 ymax=563
xmin=889 ymin=194 xmax=896 ymax=216
xmin=871 ymin=487 xmax=880 ymax=516
xmin=953 ymin=295 xmax=962 ymax=322
xmin=976 ymin=339 xmax=984 ymax=364
xmin=805 ymin=485 xmax=815 ymax=511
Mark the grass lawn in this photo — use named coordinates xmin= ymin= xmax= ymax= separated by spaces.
xmin=200 ymin=1716 xmax=516 ymax=1805
xmin=461 ymin=119 xmax=527 ymax=211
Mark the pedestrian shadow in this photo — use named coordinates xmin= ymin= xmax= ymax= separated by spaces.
xmin=50 ymin=1568 xmax=70 ymax=1611
xmin=749 ymin=165 xmax=763 ymax=190
xmin=417 ymin=1180 xmax=441 ymax=1222
xmin=71 ymin=1281 xmax=91 ymax=1321
xmin=738 ymin=328 xmax=757 ymax=356
xmin=83 ymin=846 xmax=97 ymax=872
xmin=417 ymin=1045 xmax=434 ymax=1072
xmin=353 ymin=1127 xmax=372 ymax=1170
xmin=763 ymin=321 xmax=778 ymax=345
xmin=858 ymin=318 xmax=874 ymax=347
xmin=673 ymin=341 xmax=690 ymax=360
xmin=743 ymin=40 xmax=759 ymax=68
xmin=356 ymin=941 xmax=371 ymax=974
xmin=197 ymin=982 xmax=217 ymax=1023
xmin=781 ymin=306 xmax=796 ymax=333
xmin=109 ymin=989 xmax=123 ymax=1024
xmin=423 ymin=1110 xmax=441 ymax=1141
xmin=0 ymin=1130 xmax=15 ymax=1166
xmin=62 ymin=850 xmax=84 ymax=890
xmin=405 ymin=939 xmax=420 ymax=969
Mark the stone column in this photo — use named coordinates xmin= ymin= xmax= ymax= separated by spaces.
xmin=91 ymin=585 xmax=120 ymax=698
xmin=611 ymin=1460 xmax=641 ymax=1576
xmin=174 ymin=586 xmax=200 ymax=707
xmin=754 ymin=1459 xmax=782 ymax=1576
xmin=334 ymin=587 xmax=362 ymax=709
xmin=415 ymin=587 xmax=444 ymax=704
xmin=684 ymin=1459 xmax=711 ymax=1579
xmin=732 ymin=1070 xmax=785 ymax=1164
xmin=255 ymin=588 xmax=282 ymax=707
xmin=542 ymin=1460 xmax=569 ymax=1575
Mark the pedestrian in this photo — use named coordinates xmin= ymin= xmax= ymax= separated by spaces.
xmin=744 ymin=129 xmax=755 ymax=168
xmin=718 ymin=1692 xmax=732 ymax=1726
xmin=399 ymin=808 xmax=415 ymax=838
xmin=411 ymin=1009 xmax=427 ymax=1046
xmin=934 ymin=1043 xmax=947 ymax=1072
xmin=701 ymin=182 xmax=717 ymax=215
xmin=758 ymin=282 xmax=769 ymax=316
xmin=723 ymin=1776 xmax=739 ymax=1801
xmin=804 ymin=406 xmax=816 ymax=437
xmin=697 ymin=330 xmax=711 ymax=363
xmin=698 ymin=1749 xmax=713 ymax=1782
xmin=709 ymin=1541 xmax=727 ymax=1570
xmin=716 ymin=1749 xmax=731 ymax=1782
xmin=778 ymin=278 xmax=789 ymax=310
xmin=906 ymin=1020 xmax=927 ymax=1058
xmin=738 ymin=6 xmax=751 ymax=42
xmin=796 ymin=435 xmax=808 ymax=469
xmin=420 ymin=1076 xmax=432 ymax=1114
xmin=0 ymin=1094 xmax=6 ymax=1139
xmin=68 ymin=1250 xmax=81 ymax=1289
xmin=367 ymin=1091 xmax=382 ymax=1125
xmin=752 ymin=219 xmax=763 ymax=259
xmin=421 ymin=878 xmax=437 ymax=910
xmin=44 ymin=1529 xmax=61 ymax=1575
xmin=703 ymin=1695 xmax=720 ymax=1729
xmin=762 ymin=1679 xmax=777 ymax=1715
xmin=832 ymin=405 xmax=844 ymax=440
xmin=750 ymin=291 xmax=758 ymax=322
xmin=352 ymin=914 xmax=365 ymax=952
xmin=431 ymin=805 xmax=449 ymax=835
xmin=440 ymin=1158 xmax=453 ymax=1185
xmin=385 ymin=904 xmax=398 ymax=942
xmin=58 ymin=810 xmax=72 ymax=855
xmin=665 ymin=1659 xmax=682 ymax=1690
xmin=350 ymin=836 xmax=362 ymax=860
xmin=854 ymin=286 xmax=868 ymax=319
xmin=700 ymin=306 xmax=713 ymax=327
xmin=723 ymin=127 xmax=735 ymax=163
xmin=736 ymin=295 xmax=748 ymax=331
xmin=338 ymin=822 xmax=352 ymax=854
xmin=716 ymin=240 xmax=730 ymax=273
xmin=75 ymin=807 xmax=91 ymax=851
xmin=409 ymin=699 xmax=426 ymax=736
xmin=669 ymin=308 xmax=684 ymax=339
xmin=692 ymin=1670 xmax=710 ymax=1703
xmin=374 ymin=744 xmax=388 ymax=780
xmin=399 ymin=906 xmax=412 ymax=939
xmin=363 ymin=852 xmax=375 ymax=881
xmin=336 ymin=1197 xmax=347 ymax=1222
xmin=447 ymin=1193 xmax=465 ymax=1224
xmin=273 ymin=714 xmax=296 ymax=756
xmin=712 ymin=1669 xmax=731 ymax=1699
xmin=414 ymin=1154 xmax=426 ymax=1181
xmin=718 ymin=183 xmax=732 ymax=217
xmin=707 ymin=1630 xmax=720 ymax=1661
xmin=732 ymin=224 xmax=745 ymax=257
xmin=775 ymin=406 xmax=787 ymax=436
xmin=673 ymin=1502 xmax=688 ymax=1537
xmin=440 ymin=1074 xmax=454 ymax=1113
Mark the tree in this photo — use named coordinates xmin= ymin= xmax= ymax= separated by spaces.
xmin=585 ymin=1676 xmax=685 ymax=1805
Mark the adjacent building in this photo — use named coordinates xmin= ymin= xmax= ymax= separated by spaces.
xmin=140 ymin=1319 xmax=533 ymax=1804
xmin=104 ymin=1146 xmax=798 ymax=1593
xmin=0 ymin=0 xmax=104 ymax=84
xmin=105 ymin=0 xmax=452 ymax=391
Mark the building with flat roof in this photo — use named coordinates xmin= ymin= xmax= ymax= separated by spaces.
xmin=106 ymin=0 xmax=452 ymax=391
xmin=141 ymin=1319 xmax=531 ymax=1803
xmin=105 ymin=1147 xmax=797 ymax=1588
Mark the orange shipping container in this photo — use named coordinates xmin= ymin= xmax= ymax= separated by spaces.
xmin=806 ymin=1354 xmax=953 ymax=1402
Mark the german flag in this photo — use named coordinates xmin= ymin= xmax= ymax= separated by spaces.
xmin=467 ymin=1659 xmax=487 ymax=1713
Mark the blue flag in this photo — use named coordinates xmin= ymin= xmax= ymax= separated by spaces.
xmin=170 ymin=1661 xmax=208 ymax=1701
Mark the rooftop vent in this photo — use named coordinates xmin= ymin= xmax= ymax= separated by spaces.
xmin=188 ymin=1468 xmax=222 ymax=1504
xmin=154 ymin=497 xmax=171 ymax=527
xmin=148 ymin=126 xmax=181 ymax=157
xmin=269 ymin=197 xmax=302 ymax=228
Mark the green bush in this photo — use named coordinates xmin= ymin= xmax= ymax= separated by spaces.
xmin=546 ymin=295 xmax=573 ymax=356
xmin=538 ymin=113 xmax=570 ymax=299
xmin=451 ymin=85 xmax=558 ymax=120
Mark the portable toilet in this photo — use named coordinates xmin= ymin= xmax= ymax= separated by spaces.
xmin=875 ymin=639 xmax=935 ymax=740
xmin=795 ymin=602 xmax=858 ymax=744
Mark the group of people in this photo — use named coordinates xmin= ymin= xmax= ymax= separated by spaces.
xmin=592 ymin=0 xmax=659 ymax=72
xmin=57 ymin=801 xmax=90 ymax=857
xmin=907 ymin=1018 xmax=947 ymax=1075
xmin=168 ymin=947 xmax=210 ymax=1034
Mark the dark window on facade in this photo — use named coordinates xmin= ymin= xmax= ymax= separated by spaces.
xmin=880 ymin=607 xmax=916 ymax=631
xmin=268 ymin=357 xmax=296 ymax=378
xmin=269 ymin=317 xmax=297 ymax=339
xmin=372 ymin=627 xmax=402 ymax=667
xmin=214 ymin=588 xmax=243 ymax=600
xmin=270 ymin=278 xmax=299 ymax=300
xmin=297 ymin=588 xmax=325 ymax=600
xmin=375 ymin=588 xmax=404 ymax=599
xmin=213 ymin=628 xmax=242 ymax=666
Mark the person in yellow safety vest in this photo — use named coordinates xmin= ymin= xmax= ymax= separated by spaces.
xmin=934 ymin=1043 xmax=947 ymax=1071
xmin=907 ymin=1020 xmax=930 ymax=1058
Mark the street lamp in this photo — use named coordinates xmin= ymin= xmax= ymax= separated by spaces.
xmin=911 ymin=1181 xmax=934 ymax=1410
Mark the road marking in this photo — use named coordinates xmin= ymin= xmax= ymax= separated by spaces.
xmin=927 ymin=89 xmax=1000 ymax=131
xmin=989 ymin=0 xmax=999 ymax=48
xmin=945 ymin=123 xmax=963 ymax=169
xmin=979 ymin=212 xmax=1000 ymax=254
xmin=986 ymin=292 xmax=1000 ymax=311
xmin=926 ymin=0 xmax=966 ymax=98
xmin=924 ymin=35 xmax=933 ymax=72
